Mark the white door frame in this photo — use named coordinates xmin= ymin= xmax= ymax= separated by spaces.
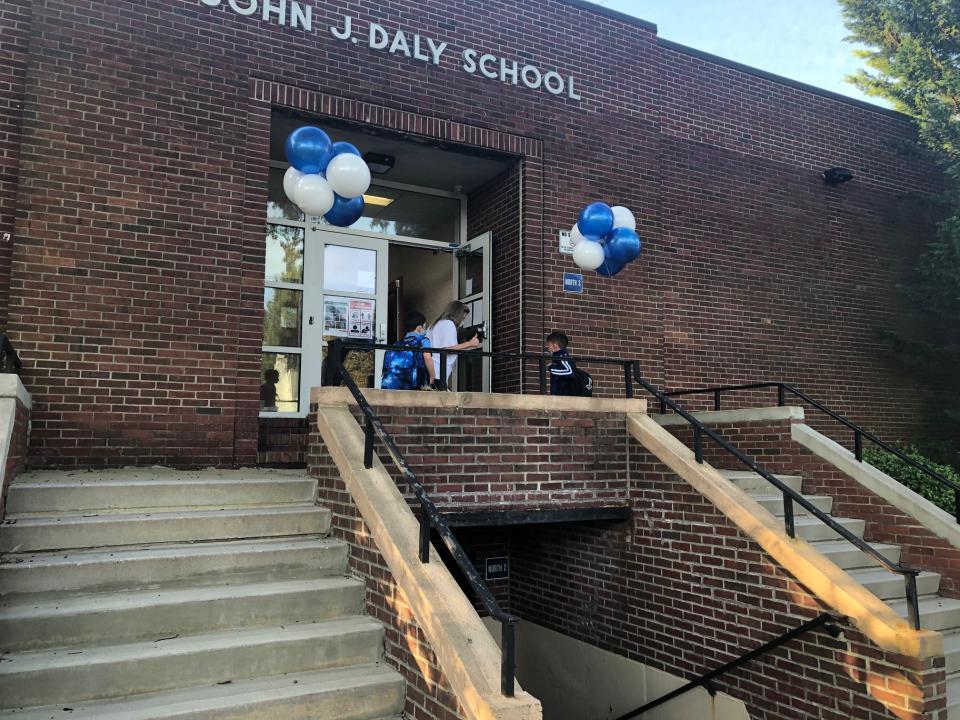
xmin=453 ymin=231 xmax=493 ymax=392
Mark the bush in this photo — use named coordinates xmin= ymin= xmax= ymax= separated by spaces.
xmin=863 ymin=446 xmax=960 ymax=515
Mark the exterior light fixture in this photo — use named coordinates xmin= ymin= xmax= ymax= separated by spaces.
xmin=363 ymin=152 xmax=395 ymax=175
xmin=362 ymin=193 xmax=395 ymax=207
xmin=822 ymin=167 xmax=854 ymax=185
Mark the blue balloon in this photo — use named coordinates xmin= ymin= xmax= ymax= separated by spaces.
xmin=596 ymin=258 xmax=625 ymax=277
xmin=324 ymin=194 xmax=365 ymax=227
xmin=577 ymin=202 xmax=614 ymax=241
xmin=605 ymin=227 xmax=641 ymax=265
xmin=331 ymin=141 xmax=362 ymax=157
xmin=285 ymin=126 xmax=333 ymax=174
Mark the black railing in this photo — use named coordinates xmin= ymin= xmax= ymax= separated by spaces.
xmin=664 ymin=382 xmax=960 ymax=523
xmin=614 ymin=613 xmax=842 ymax=719
xmin=630 ymin=367 xmax=923 ymax=629
xmin=0 ymin=334 xmax=21 ymax=375
xmin=331 ymin=340 xmax=640 ymax=397
xmin=329 ymin=339 xmax=522 ymax=695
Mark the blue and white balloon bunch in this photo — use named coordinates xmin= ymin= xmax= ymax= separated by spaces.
xmin=283 ymin=126 xmax=372 ymax=227
xmin=570 ymin=202 xmax=641 ymax=277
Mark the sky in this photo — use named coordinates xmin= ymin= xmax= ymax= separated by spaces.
xmin=585 ymin=0 xmax=888 ymax=108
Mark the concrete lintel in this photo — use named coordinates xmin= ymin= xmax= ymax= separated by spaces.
xmin=0 ymin=374 xmax=31 ymax=410
xmin=653 ymin=405 xmax=803 ymax=427
xmin=793 ymin=423 xmax=960 ymax=552
xmin=442 ymin=506 xmax=631 ymax=527
xmin=313 ymin=386 xmax=646 ymax=414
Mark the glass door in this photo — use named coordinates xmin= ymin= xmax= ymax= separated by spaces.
xmin=303 ymin=229 xmax=389 ymax=403
xmin=453 ymin=232 xmax=492 ymax=392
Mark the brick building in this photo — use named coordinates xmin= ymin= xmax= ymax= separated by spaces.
xmin=0 ymin=0 xmax=941 ymax=469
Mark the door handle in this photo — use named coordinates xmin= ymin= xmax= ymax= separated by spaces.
xmin=308 ymin=316 xmax=314 ymax=325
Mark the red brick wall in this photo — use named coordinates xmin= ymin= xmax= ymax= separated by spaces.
xmin=5 ymin=0 xmax=942 ymax=466
xmin=0 ymin=396 xmax=29 ymax=519
xmin=0 ymin=0 xmax=30 ymax=330
xmin=257 ymin=416 xmax=307 ymax=467
xmin=666 ymin=413 xmax=960 ymax=600
xmin=349 ymin=401 xmax=630 ymax=512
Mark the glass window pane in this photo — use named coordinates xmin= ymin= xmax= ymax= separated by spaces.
xmin=265 ymin=225 xmax=304 ymax=283
xmin=458 ymin=245 xmax=484 ymax=299
xmin=261 ymin=353 xmax=300 ymax=413
xmin=324 ymin=245 xmax=376 ymax=294
xmin=321 ymin=186 xmax=460 ymax=242
xmin=267 ymin=167 xmax=305 ymax=221
xmin=263 ymin=288 xmax=303 ymax=347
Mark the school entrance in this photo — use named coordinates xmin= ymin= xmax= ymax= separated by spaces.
xmin=258 ymin=113 xmax=519 ymax=460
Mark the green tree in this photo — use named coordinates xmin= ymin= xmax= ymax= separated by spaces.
xmin=840 ymin=0 xmax=960 ymax=434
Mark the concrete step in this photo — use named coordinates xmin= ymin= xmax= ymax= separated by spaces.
xmin=807 ymin=539 xmax=902 ymax=570
xmin=0 ymin=617 xmax=384 ymax=709
xmin=717 ymin=469 xmax=803 ymax=494
xmin=944 ymin=631 xmax=960 ymax=675
xmin=844 ymin=568 xmax=942 ymax=600
xmin=0 ymin=537 xmax=347 ymax=595
xmin=0 ymin=576 xmax=365 ymax=651
xmin=0 ymin=664 xmax=405 ymax=719
xmin=5 ymin=474 xmax=316 ymax=514
xmin=751 ymin=493 xmax=833 ymax=516
xmin=889 ymin=595 xmax=960 ymax=632
xmin=791 ymin=515 xmax=865 ymax=542
xmin=0 ymin=505 xmax=330 ymax=552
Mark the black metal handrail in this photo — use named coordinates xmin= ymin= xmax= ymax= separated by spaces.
xmin=631 ymin=366 xmax=923 ymax=629
xmin=664 ymin=382 xmax=960 ymax=522
xmin=328 ymin=338 xmax=520 ymax=696
xmin=0 ymin=334 xmax=22 ymax=375
xmin=614 ymin=613 xmax=842 ymax=719
xmin=334 ymin=340 xmax=639 ymax=396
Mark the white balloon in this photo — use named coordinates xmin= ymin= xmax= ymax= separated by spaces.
xmin=282 ymin=166 xmax=303 ymax=202
xmin=326 ymin=153 xmax=372 ymax=199
xmin=570 ymin=223 xmax=588 ymax=247
xmin=572 ymin=239 xmax=605 ymax=270
xmin=611 ymin=205 xmax=636 ymax=231
xmin=292 ymin=173 xmax=335 ymax=216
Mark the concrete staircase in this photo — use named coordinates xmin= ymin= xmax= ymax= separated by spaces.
xmin=721 ymin=469 xmax=960 ymax=718
xmin=0 ymin=468 xmax=405 ymax=719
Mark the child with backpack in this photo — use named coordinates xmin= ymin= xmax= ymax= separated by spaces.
xmin=381 ymin=310 xmax=436 ymax=390
xmin=545 ymin=331 xmax=593 ymax=397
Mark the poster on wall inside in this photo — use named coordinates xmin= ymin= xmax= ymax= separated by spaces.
xmin=348 ymin=299 xmax=375 ymax=339
xmin=323 ymin=297 xmax=349 ymax=336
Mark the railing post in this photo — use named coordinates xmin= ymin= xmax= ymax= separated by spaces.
xmin=501 ymin=619 xmax=517 ymax=697
xmin=419 ymin=502 xmax=431 ymax=563
xmin=954 ymin=490 xmax=960 ymax=524
xmin=538 ymin=357 xmax=547 ymax=394
xmin=905 ymin=573 xmax=921 ymax=630
xmin=624 ymin=362 xmax=634 ymax=398
xmin=363 ymin=416 xmax=374 ymax=469
xmin=713 ymin=389 xmax=721 ymax=411
xmin=777 ymin=384 xmax=785 ymax=407
xmin=783 ymin=493 xmax=795 ymax=538
xmin=854 ymin=430 xmax=863 ymax=462
xmin=660 ymin=397 xmax=666 ymax=415
xmin=439 ymin=351 xmax=447 ymax=390
xmin=693 ymin=427 xmax=703 ymax=463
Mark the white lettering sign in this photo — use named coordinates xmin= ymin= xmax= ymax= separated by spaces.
xmin=198 ymin=2 xmax=582 ymax=101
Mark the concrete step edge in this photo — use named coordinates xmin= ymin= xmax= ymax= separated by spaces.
xmin=3 ymin=504 xmax=328 ymax=525
xmin=0 ymin=664 xmax=404 ymax=719
xmin=0 ymin=616 xmax=382 ymax=676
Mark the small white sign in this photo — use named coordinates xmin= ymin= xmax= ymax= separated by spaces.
xmin=559 ymin=230 xmax=574 ymax=255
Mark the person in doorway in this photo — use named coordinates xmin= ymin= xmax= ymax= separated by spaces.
xmin=260 ymin=368 xmax=279 ymax=411
xmin=381 ymin=310 xmax=436 ymax=390
xmin=427 ymin=301 xmax=481 ymax=389
xmin=546 ymin=331 xmax=592 ymax=396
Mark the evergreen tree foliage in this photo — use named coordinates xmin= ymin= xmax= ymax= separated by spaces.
xmin=840 ymin=0 xmax=960 ymax=431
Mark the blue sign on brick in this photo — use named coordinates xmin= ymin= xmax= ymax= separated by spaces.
xmin=563 ymin=272 xmax=583 ymax=293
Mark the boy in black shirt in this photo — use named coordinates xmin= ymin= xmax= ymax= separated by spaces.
xmin=546 ymin=331 xmax=590 ymax=396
